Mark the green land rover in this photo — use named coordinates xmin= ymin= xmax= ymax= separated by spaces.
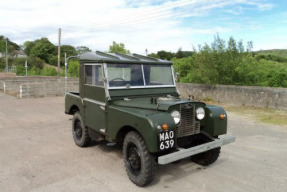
xmin=65 ymin=51 xmax=235 ymax=186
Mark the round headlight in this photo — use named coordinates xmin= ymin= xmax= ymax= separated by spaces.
xmin=196 ymin=107 xmax=205 ymax=120
xmin=171 ymin=110 xmax=181 ymax=124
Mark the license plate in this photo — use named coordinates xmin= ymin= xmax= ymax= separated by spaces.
xmin=158 ymin=130 xmax=175 ymax=150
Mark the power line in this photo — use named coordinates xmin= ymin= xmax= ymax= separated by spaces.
xmin=64 ymin=0 xmax=204 ymax=31
xmin=64 ymin=0 xmax=213 ymax=32
xmin=64 ymin=0 xmax=228 ymax=33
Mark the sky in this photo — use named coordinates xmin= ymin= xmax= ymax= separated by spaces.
xmin=1 ymin=0 xmax=287 ymax=54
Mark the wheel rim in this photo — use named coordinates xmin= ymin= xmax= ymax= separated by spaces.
xmin=74 ymin=120 xmax=82 ymax=140
xmin=126 ymin=143 xmax=141 ymax=176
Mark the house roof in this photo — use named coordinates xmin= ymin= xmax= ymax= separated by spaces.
xmin=79 ymin=51 xmax=172 ymax=65
xmin=13 ymin=50 xmax=26 ymax=55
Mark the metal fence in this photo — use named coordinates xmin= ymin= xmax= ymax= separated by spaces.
xmin=2 ymin=66 xmax=17 ymax=73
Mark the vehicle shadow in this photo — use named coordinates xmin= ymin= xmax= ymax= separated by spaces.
xmin=94 ymin=140 xmax=123 ymax=157
xmin=149 ymin=158 xmax=223 ymax=187
xmin=88 ymin=139 xmax=224 ymax=187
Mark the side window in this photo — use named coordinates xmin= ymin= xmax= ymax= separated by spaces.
xmin=85 ymin=65 xmax=103 ymax=86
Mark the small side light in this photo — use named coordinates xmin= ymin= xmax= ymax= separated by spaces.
xmin=162 ymin=123 xmax=168 ymax=131
xmin=220 ymin=114 xmax=226 ymax=120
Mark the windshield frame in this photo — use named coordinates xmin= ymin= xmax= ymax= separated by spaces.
xmin=104 ymin=63 xmax=176 ymax=90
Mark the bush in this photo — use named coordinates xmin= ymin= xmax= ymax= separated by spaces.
xmin=48 ymin=55 xmax=58 ymax=66
xmin=16 ymin=65 xmax=26 ymax=76
xmin=28 ymin=55 xmax=45 ymax=69
xmin=68 ymin=60 xmax=80 ymax=77
xmin=29 ymin=67 xmax=41 ymax=76
xmin=40 ymin=66 xmax=57 ymax=76
xmin=0 ymin=58 xmax=5 ymax=70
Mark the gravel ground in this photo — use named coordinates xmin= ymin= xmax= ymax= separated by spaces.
xmin=0 ymin=92 xmax=286 ymax=192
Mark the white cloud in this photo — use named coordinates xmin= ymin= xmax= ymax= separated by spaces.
xmin=0 ymin=0 xmax=283 ymax=54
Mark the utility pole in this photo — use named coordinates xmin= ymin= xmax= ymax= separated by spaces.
xmin=58 ymin=28 xmax=61 ymax=77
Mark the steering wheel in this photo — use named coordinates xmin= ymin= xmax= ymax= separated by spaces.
xmin=110 ymin=78 xmax=125 ymax=81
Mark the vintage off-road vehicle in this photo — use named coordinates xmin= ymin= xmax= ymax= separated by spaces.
xmin=65 ymin=51 xmax=235 ymax=186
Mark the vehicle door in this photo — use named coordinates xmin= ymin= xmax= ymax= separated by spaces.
xmin=83 ymin=64 xmax=106 ymax=134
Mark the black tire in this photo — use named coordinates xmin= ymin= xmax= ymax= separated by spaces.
xmin=72 ymin=112 xmax=90 ymax=147
xmin=191 ymin=147 xmax=221 ymax=166
xmin=123 ymin=131 xmax=154 ymax=187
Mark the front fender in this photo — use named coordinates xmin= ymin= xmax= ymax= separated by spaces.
xmin=201 ymin=105 xmax=228 ymax=136
xmin=107 ymin=106 xmax=176 ymax=153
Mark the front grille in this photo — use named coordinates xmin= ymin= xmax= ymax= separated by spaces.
xmin=176 ymin=103 xmax=200 ymax=138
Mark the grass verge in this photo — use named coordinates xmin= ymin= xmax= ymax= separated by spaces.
xmin=223 ymin=105 xmax=287 ymax=126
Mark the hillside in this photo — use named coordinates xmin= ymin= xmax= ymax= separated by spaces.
xmin=254 ymin=49 xmax=287 ymax=63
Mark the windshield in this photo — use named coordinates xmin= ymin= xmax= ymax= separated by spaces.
xmin=106 ymin=64 xmax=174 ymax=88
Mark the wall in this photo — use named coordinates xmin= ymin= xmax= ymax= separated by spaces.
xmin=0 ymin=77 xmax=78 ymax=98
xmin=0 ymin=72 xmax=16 ymax=77
xmin=19 ymin=79 xmax=79 ymax=98
xmin=0 ymin=76 xmax=60 ymax=90
xmin=177 ymin=83 xmax=287 ymax=110
xmin=1 ymin=77 xmax=287 ymax=110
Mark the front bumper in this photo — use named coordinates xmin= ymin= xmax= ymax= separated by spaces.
xmin=158 ymin=134 xmax=236 ymax=165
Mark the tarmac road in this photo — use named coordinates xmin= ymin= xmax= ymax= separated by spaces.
xmin=0 ymin=92 xmax=286 ymax=192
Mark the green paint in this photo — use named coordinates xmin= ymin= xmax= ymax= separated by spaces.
xmin=65 ymin=52 xmax=229 ymax=154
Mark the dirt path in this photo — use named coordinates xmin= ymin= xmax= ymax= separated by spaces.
xmin=0 ymin=92 xmax=286 ymax=192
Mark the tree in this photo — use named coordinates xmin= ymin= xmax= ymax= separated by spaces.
xmin=148 ymin=53 xmax=160 ymax=59
xmin=28 ymin=38 xmax=56 ymax=63
xmin=157 ymin=50 xmax=175 ymax=60
xmin=62 ymin=45 xmax=77 ymax=56
xmin=108 ymin=41 xmax=130 ymax=54
xmin=175 ymin=48 xmax=193 ymax=59
xmin=61 ymin=45 xmax=77 ymax=66
xmin=27 ymin=55 xmax=45 ymax=69
xmin=76 ymin=46 xmax=91 ymax=55
xmin=23 ymin=41 xmax=36 ymax=55
xmin=247 ymin=41 xmax=253 ymax=52
xmin=0 ymin=36 xmax=20 ymax=53
xmin=175 ymin=48 xmax=184 ymax=59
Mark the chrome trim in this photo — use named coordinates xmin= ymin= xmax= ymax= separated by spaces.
xmin=106 ymin=63 xmax=175 ymax=90
xmin=84 ymin=63 xmax=104 ymax=87
xmin=100 ymin=129 xmax=106 ymax=133
xmin=158 ymin=134 xmax=236 ymax=165
xmin=108 ymin=85 xmax=176 ymax=90
xmin=83 ymin=98 xmax=106 ymax=106
xmin=141 ymin=65 xmax=146 ymax=86
xmin=171 ymin=65 xmax=180 ymax=95
xmin=103 ymin=63 xmax=110 ymax=100
xmin=84 ymin=63 xmax=101 ymax=66
xmin=84 ymin=84 xmax=104 ymax=88
xmin=171 ymin=65 xmax=176 ymax=85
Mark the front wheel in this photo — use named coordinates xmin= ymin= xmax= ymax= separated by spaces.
xmin=191 ymin=147 xmax=221 ymax=166
xmin=72 ymin=112 xmax=90 ymax=147
xmin=123 ymin=131 xmax=154 ymax=187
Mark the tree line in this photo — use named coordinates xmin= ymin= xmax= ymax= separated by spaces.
xmin=0 ymin=37 xmax=91 ymax=77
xmin=0 ymin=35 xmax=286 ymax=88
xmin=172 ymin=35 xmax=287 ymax=88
